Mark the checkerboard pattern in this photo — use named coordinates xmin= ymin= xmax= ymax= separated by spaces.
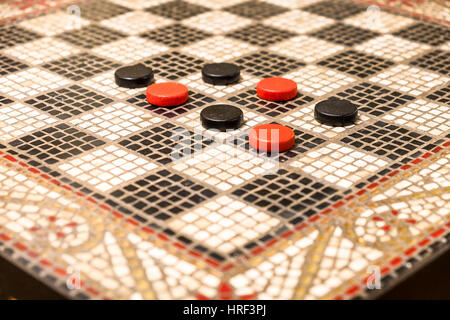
xmin=0 ymin=0 xmax=448 ymax=301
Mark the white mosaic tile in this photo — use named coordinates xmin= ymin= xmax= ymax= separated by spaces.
xmin=261 ymin=0 xmax=324 ymax=8
xmin=107 ymin=0 xmax=173 ymax=9
xmin=183 ymin=10 xmax=252 ymax=35
xmin=171 ymin=144 xmax=277 ymax=191
xmin=290 ymin=143 xmax=389 ymax=189
xmin=180 ymin=36 xmax=258 ymax=62
xmin=369 ymin=64 xmax=449 ymax=96
xmin=92 ymin=36 xmax=169 ymax=64
xmin=269 ymin=35 xmax=345 ymax=64
xmin=383 ymin=99 xmax=449 ymax=136
xmin=263 ymin=9 xmax=334 ymax=34
xmin=100 ymin=10 xmax=173 ymax=35
xmin=168 ymin=195 xmax=280 ymax=254
xmin=284 ymin=65 xmax=356 ymax=97
xmin=58 ymin=144 xmax=158 ymax=192
xmin=441 ymin=41 xmax=450 ymax=51
xmin=0 ymin=103 xmax=58 ymax=141
xmin=343 ymin=10 xmax=415 ymax=34
xmin=281 ymin=104 xmax=371 ymax=139
xmin=185 ymin=0 xmax=247 ymax=9
xmin=354 ymin=35 xmax=431 ymax=63
xmin=4 ymin=37 xmax=81 ymax=66
xmin=70 ymin=102 xmax=163 ymax=141
xmin=18 ymin=11 xmax=90 ymax=36
xmin=0 ymin=67 xmax=71 ymax=99
xmin=179 ymin=72 xmax=259 ymax=99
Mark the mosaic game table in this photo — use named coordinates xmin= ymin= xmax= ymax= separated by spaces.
xmin=0 ymin=0 xmax=449 ymax=300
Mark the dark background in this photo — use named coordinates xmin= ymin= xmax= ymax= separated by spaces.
xmin=1 ymin=250 xmax=449 ymax=300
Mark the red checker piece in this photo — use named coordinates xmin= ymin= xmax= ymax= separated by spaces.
xmin=146 ymin=82 xmax=189 ymax=107
xmin=256 ymin=77 xmax=297 ymax=101
xmin=249 ymin=124 xmax=295 ymax=152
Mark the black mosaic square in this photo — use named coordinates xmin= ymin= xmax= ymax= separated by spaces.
xmin=57 ymin=24 xmax=126 ymax=49
xmin=9 ymin=124 xmax=106 ymax=165
xmin=317 ymin=50 xmax=394 ymax=78
xmin=302 ymin=0 xmax=366 ymax=20
xmin=409 ymin=50 xmax=449 ymax=76
xmin=0 ymin=54 xmax=29 ymax=76
xmin=25 ymin=85 xmax=114 ymax=120
xmin=228 ymin=88 xmax=314 ymax=117
xmin=224 ymin=0 xmax=288 ymax=20
xmin=146 ymin=0 xmax=210 ymax=21
xmin=309 ymin=23 xmax=380 ymax=46
xmin=426 ymin=84 xmax=449 ymax=105
xmin=41 ymin=53 xmax=120 ymax=81
xmin=0 ymin=25 xmax=41 ymax=50
xmin=340 ymin=121 xmax=434 ymax=161
xmin=232 ymin=169 xmax=341 ymax=224
xmin=333 ymin=82 xmax=415 ymax=117
xmin=118 ymin=122 xmax=215 ymax=165
xmin=110 ymin=169 xmax=217 ymax=221
xmin=76 ymin=0 xmax=131 ymax=21
xmin=127 ymin=90 xmax=215 ymax=118
xmin=140 ymin=23 xmax=211 ymax=48
xmin=231 ymin=124 xmax=326 ymax=163
xmin=393 ymin=22 xmax=450 ymax=46
xmin=142 ymin=51 xmax=205 ymax=80
xmin=234 ymin=51 xmax=305 ymax=78
xmin=226 ymin=24 xmax=297 ymax=47
xmin=0 ymin=95 xmax=14 ymax=106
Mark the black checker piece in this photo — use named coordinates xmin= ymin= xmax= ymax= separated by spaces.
xmin=0 ymin=25 xmax=41 ymax=50
xmin=0 ymin=54 xmax=29 ymax=76
xmin=9 ymin=124 xmax=106 ymax=165
xmin=228 ymin=88 xmax=314 ymax=118
xmin=302 ymin=0 xmax=367 ymax=20
xmin=409 ymin=50 xmax=449 ymax=76
xmin=232 ymin=169 xmax=341 ymax=224
xmin=340 ymin=121 xmax=434 ymax=161
xmin=142 ymin=51 xmax=205 ymax=80
xmin=318 ymin=50 xmax=394 ymax=78
xmin=309 ymin=23 xmax=380 ymax=46
xmin=42 ymin=53 xmax=120 ymax=81
xmin=57 ymin=24 xmax=126 ymax=49
xmin=146 ymin=0 xmax=210 ymax=21
xmin=140 ymin=24 xmax=211 ymax=48
xmin=224 ymin=0 xmax=288 ymax=20
xmin=333 ymin=82 xmax=415 ymax=117
xmin=25 ymin=85 xmax=114 ymax=120
xmin=393 ymin=22 xmax=450 ymax=46
xmin=76 ymin=0 xmax=131 ymax=21
xmin=127 ymin=90 xmax=215 ymax=118
xmin=227 ymin=24 xmax=296 ymax=47
xmin=234 ymin=51 xmax=305 ymax=78
xmin=426 ymin=84 xmax=449 ymax=105
xmin=118 ymin=122 xmax=214 ymax=165
xmin=110 ymin=169 xmax=217 ymax=221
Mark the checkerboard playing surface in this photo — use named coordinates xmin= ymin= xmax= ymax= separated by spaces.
xmin=0 ymin=0 xmax=448 ymax=300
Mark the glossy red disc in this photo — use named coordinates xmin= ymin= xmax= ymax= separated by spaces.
xmin=249 ymin=124 xmax=295 ymax=152
xmin=146 ymin=82 xmax=189 ymax=107
xmin=256 ymin=77 xmax=297 ymax=101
